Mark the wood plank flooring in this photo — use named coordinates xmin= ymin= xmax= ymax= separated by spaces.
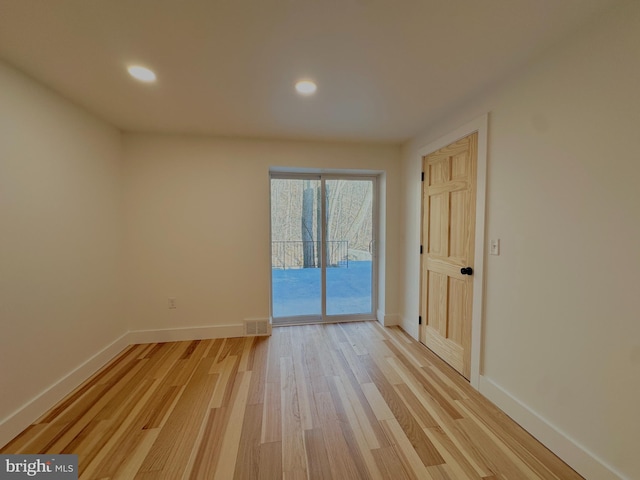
xmin=1 ymin=321 xmax=584 ymax=479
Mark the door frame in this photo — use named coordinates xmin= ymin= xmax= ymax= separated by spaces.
xmin=417 ymin=114 xmax=488 ymax=389
xmin=269 ymin=172 xmax=379 ymax=325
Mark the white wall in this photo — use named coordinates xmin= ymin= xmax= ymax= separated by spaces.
xmin=123 ymin=135 xmax=401 ymax=335
xmin=400 ymin=2 xmax=640 ymax=479
xmin=0 ymin=62 xmax=126 ymax=441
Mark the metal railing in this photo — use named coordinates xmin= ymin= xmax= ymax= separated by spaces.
xmin=271 ymin=240 xmax=348 ymax=270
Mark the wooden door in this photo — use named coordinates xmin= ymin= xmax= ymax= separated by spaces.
xmin=420 ymin=133 xmax=477 ymax=379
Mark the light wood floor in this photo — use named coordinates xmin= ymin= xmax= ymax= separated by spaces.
xmin=2 ymin=321 xmax=583 ymax=479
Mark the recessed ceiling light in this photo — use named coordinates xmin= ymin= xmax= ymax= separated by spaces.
xmin=127 ymin=65 xmax=157 ymax=83
xmin=295 ymin=80 xmax=317 ymax=96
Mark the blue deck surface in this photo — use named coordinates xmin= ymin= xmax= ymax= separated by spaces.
xmin=271 ymin=260 xmax=372 ymax=317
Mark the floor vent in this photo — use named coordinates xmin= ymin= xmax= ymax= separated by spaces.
xmin=245 ymin=319 xmax=270 ymax=336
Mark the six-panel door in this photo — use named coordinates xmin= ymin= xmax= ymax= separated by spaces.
xmin=420 ymin=133 xmax=477 ymax=379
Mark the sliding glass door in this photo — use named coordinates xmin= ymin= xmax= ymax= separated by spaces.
xmin=270 ymin=174 xmax=376 ymax=323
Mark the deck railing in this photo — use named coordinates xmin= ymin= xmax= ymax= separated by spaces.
xmin=271 ymin=240 xmax=348 ymax=270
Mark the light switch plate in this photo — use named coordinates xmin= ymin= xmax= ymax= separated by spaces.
xmin=490 ymin=239 xmax=500 ymax=255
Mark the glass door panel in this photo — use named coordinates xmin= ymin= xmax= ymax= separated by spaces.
xmin=271 ymin=178 xmax=322 ymax=318
xmin=325 ymin=179 xmax=374 ymax=316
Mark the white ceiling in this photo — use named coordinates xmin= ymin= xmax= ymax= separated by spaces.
xmin=0 ymin=0 xmax=620 ymax=142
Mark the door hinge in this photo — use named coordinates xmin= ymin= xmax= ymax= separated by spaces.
xmin=418 ymin=316 xmax=422 ymax=325
xmin=420 ymin=245 xmax=423 ymax=254
xmin=421 ymin=171 xmax=425 ymax=182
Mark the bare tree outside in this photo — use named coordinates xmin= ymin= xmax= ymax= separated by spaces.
xmin=301 ymin=180 xmax=316 ymax=267
xmin=271 ymin=178 xmax=372 ymax=269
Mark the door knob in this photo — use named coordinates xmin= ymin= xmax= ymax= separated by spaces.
xmin=460 ymin=267 xmax=473 ymax=275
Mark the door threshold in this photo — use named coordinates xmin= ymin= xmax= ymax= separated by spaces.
xmin=273 ymin=316 xmax=376 ymax=327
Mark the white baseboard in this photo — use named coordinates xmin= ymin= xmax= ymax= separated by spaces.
xmin=377 ymin=310 xmax=400 ymax=327
xmin=0 ymin=332 xmax=130 ymax=449
xmin=127 ymin=323 xmax=245 ymax=344
xmin=478 ymin=376 xmax=626 ymax=480
xmin=398 ymin=315 xmax=419 ymax=339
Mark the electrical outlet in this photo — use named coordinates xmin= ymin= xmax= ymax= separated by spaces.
xmin=168 ymin=297 xmax=177 ymax=309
